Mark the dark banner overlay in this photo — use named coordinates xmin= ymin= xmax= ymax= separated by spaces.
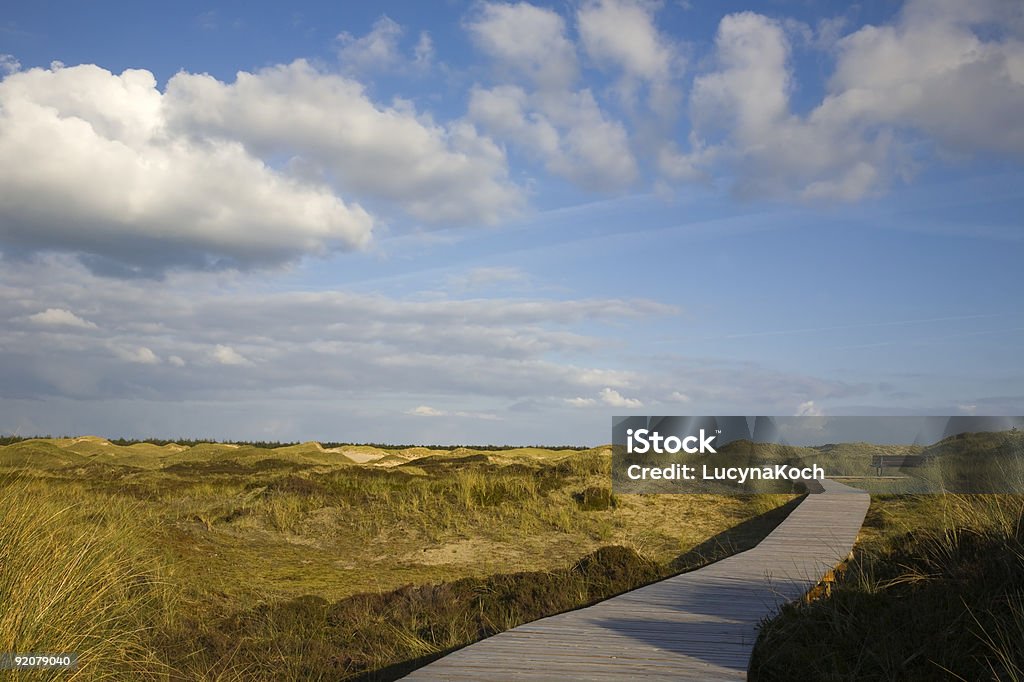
xmin=612 ymin=416 xmax=1024 ymax=494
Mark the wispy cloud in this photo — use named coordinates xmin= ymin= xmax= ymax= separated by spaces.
xmin=407 ymin=405 xmax=500 ymax=420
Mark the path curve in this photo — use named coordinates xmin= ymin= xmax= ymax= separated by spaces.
xmin=402 ymin=479 xmax=869 ymax=681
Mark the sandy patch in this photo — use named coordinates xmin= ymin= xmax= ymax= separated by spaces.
xmin=341 ymin=450 xmax=385 ymax=464
xmin=402 ymin=538 xmax=523 ymax=567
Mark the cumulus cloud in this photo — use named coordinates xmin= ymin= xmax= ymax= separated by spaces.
xmin=823 ymin=0 xmax=1024 ymax=157
xmin=598 ymin=387 xmax=643 ymax=408
xmin=578 ymin=0 xmax=673 ymax=80
xmin=0 ymin=63 xmax=372 ymax=274
xmin=211 ymin=344 xmax=251 ymax=366
xmin=466 ymin=2 xmax=638 ymax=190
xmin=0 ymin=60 xmax=520 ymax=275
xmin=28 ymin=308 xmax=97 ymax=329
xmin=681 ymin=11 xmax=894 ymax=200
xmin=577 ymin=0 xmax=680 ymax=116
xmin=337 ymin=16 xmax=405 ymax=71
xmin=166 ymin=60 xmax=521 ymax=226
xmin=114 ymin=346 xmax=160 ymax=364
xmin=567 ymin=387 xmax=643 ymax=408
xmin=673 ymin=0 xmax=1024 ymax=199
xmin=4 ymin=2 xmax=1022 ymax=222
xmin=466 ymin=2 xmax=578 ymax=89
xmin=469 ymin=84 xmax=637 ymax=190
xmin=0 ymin=54 xmax=19 ymax=75
xmin=336 ymin=16 xmax=434 ymax=73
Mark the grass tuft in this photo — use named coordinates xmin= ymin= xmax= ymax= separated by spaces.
xmin=750 ymin=494 xmax=1024 ymax=681
xmin=0 ymin=475 xmax=175 ymax=679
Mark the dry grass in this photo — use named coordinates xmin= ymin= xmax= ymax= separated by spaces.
xmin=0 ymin=438 xmax=798 ymax=680
xmin=0 ymin=475 xmax=175 ymax=680
xmin=750 ymin=493 xmax=1024 ymax=681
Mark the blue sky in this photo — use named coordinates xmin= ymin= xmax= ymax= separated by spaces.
xmin=1 ymin=0 xmax=1022 ymax=445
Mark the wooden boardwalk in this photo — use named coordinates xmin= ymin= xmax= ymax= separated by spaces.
xmin=402 ymin=479 xmax=869 ymax=681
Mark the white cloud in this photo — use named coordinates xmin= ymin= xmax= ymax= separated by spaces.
xmin=0 ymin=257 xmax=676 ymax=404
xmin=168 ymin=355 xmax=186 ymax=367
xmin=676 ymin=1 xmax=1024 ymax=199
xmin=539 ymin=89 xmax=638 ymax=189
xmin=211 ymin=344 xmax=251 ymax=366
xmin=686 ymin=11 xmax=880 ymax=200
xmin=408 ymin=405 xmax=500 ymax=420
xmin=567 ymin=387 xmax=644 ymax=408
xmin=577 ymin=0 xmax=680 ymax=116
xmin=468 ymin=85 xmax=560 ymax=156
xmin=0 ymin=59 xmax=523 ymax=275
xmin=688 ymin=10 xmax=906 ymax=199
xmin=0 ymin=54 xmax=19 ymax=75
xmin=114 ymin=346 xmax=160 ymax=365
xmin=667 ymin=391 xmax=691 ymax=403
xmin=166 ymin=60 xmax=521 ymax=226
xmin=466 ymin=3 xmax=639 ymax=191
xmin=571 ymin=368 xmax=638 ymax=388
xmin=28 ymin=308 xmax=97 ymax=329
xmin=657 ymin=141 xmax=707 ymax=182
xmin=579 ymin=0 xmax=673 ymax=80
xmin=336 ymin=16 xmax=405 ymax=71
xmin=822 ymin=0 xmax=1024 ymax=157
xmin=599 ymin=387 xmax=643 ymax=408
xmin=0 ymin=63 xmax=374 ymax=274
xmin=795 ymin=400 xmax=824 ymax=417
xmin=0 ymin=257 xmax=885 ymax=436
xmin=466 ymin=2 xmax=578 ymax=89
xmin=469 ymin=85 xmax=638 ymax=190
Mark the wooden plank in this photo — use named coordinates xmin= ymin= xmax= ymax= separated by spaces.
xmin=402 ymin=479 xmax=869 ymax=681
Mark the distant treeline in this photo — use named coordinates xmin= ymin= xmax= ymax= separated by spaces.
xmin=0 ymin=434 xmax=589 ymax=451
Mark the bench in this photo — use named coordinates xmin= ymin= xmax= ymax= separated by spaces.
xmin=871 ymin=454 xmax=926 ymax=476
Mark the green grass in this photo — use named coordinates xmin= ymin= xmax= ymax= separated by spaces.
xmin=0 ymin=437 xmax=798 ymax=680
xmin=750 ymin=493 xmax=1024 ymax=681
xmin=0 ymin=474 xmax=177 ymax=680
xmin=14 ymin=432 xmax=1023 ymax=679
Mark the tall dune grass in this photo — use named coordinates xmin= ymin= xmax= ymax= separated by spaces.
xmin=750 ymin=493 xmax=1024 ymax=681
xmin=0 ymin=476 xmax=173 ymax=679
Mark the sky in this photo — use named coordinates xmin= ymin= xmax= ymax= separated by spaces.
xmin=1 ymin=0 xmax=1023 ymax=446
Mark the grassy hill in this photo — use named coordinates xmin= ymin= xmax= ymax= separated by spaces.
xmin=0 ymin=436 xmax=798 ymax=680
